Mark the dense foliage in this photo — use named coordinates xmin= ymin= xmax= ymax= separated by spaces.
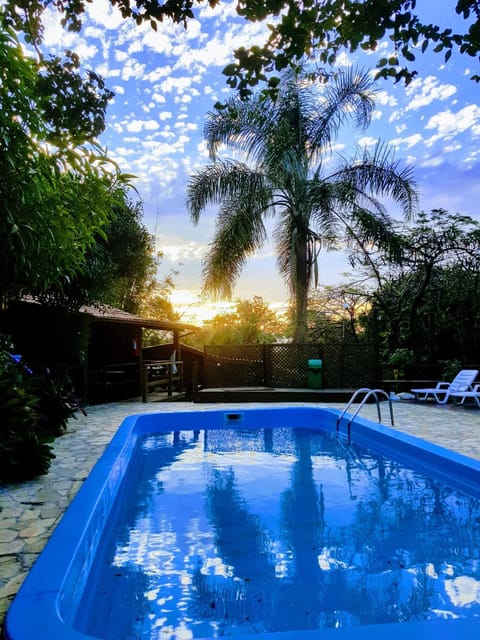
xmin=349 ymin=210 xmax=480 ymax=371
xmin=0 ymin=14 xmax=136 ymax=481
xmin=0 ymin=17 xmax=128 ymax=308
xmin=0 ymin=335 xmax=76 ymax=484
xmin=36 ymin=193 xmax=159 ymax=314
xmin=228 ymin=0 xmax=480 ymax=97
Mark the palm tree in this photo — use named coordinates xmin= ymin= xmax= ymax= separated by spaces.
xmin=186 ymin=68 xmax=417 ymax=343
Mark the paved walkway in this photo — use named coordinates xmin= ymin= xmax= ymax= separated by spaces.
xmin=1 ymin=399 xmax=479 ymax=626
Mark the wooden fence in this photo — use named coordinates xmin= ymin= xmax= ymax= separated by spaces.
xmin=203 ymin=342 xmax=378 ymax=389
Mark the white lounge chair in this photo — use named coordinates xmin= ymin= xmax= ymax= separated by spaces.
xmin=449 ymin=383 xmax=480 ymax=408
xmin=411 ymin=369 xmax=479 ymax=404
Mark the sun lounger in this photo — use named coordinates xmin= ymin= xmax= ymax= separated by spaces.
xmin=449 ymin=383 xmax=480 ymax=408
xmin=411 ymin=369 xmax=479 ymax=404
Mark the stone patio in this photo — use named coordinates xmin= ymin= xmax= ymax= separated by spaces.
xmin=1 ymin=398 xmax=479 ymax=627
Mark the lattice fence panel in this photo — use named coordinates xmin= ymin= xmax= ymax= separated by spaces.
xmin=204 ymin=345 xmax=265 ymax=388
xmin=203 ymin=343 xmax=377 ymax=389
xmin=321 ymin=342 xmax=376 ymax=388
xmin=270 ymin=344 xmax=322 ymax=388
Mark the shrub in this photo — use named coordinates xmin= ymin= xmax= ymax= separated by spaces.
xmin=0 ymin=335 xmax=75 ymax=484
xmin=26 ymin=366 xmax=76 ymax=438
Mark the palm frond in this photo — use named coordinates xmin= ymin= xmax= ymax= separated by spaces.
xmin=202 ymin=196 xmax=270 ymax=298
xmin=204 ymin=97 xmax=278 ymax=164
xmin=332 ymin=142 xmax=418 ymax=217
xmin=187 ymin=160 xmax=266 ymax=223
xmin=342 ymin=207 xmax=405 ymax=265
xmin=307 ymin=67 xmax=377 ymax=154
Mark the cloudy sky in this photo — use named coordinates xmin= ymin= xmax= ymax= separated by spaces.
xmin=41 ymin=0 xmax=480 ymax=317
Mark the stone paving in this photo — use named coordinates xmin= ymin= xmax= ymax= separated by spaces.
xmin=1 ymin=398 xmax=480 ymax=628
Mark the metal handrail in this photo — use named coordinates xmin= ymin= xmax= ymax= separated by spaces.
xmin=336 ymin=388 xmax=394 ymax=441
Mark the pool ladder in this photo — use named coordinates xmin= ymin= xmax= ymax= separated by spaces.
xmin=336 ymin=388 xmax=394 ymax=442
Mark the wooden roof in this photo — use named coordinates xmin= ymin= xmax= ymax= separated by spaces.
xmin=81 ymin=304 xmax=200 ymax=334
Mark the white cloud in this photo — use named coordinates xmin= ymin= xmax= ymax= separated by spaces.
xmin=152 ymin=91 xmax=167 ymax=104
xmin=126 ymin=120 xmax=160 ymax=132
xmin=112 ymin=146 xmax=137 ymax=157
xmin=174 ymin=122 xmax=198 ymax=132
xmin=443 ymin=142 xmax=462 ymax=153
xmin=358 ymin=136 xmax=378 ymax=148
xmin=175 ymin=94 xmax=194 ymax=104
xmin=405 ymin=75 xmax=457 ymax=111
xmin=115 ymin=50 xmax=129 ymax=62
xmin=73 ymin=42 xmax=98 ymax=62
xmin=425 ymin=104 xmax=480 ymax=140
xmin=87 ymin=0 xmax=125 ymax=30
xmin=96 ymin=62 xmax=121 ymax=78
xmin=121 ymin=61 xmax=146 ymax=81
xmin=419 ymin=155 xmax=444 ymax=168
xmin=146 ymin=66 xmax=173 ymax=82
xmin=160 ymin=75 xmax=202 ymax=94
xmin=389 ymin=133 xmax=423 ymax=149
xmin=161 ymin=242 xmax=206 ymax=262
xmin=198 ymin=1 xmax=239 ymax=21
xmin=375 ymin=90 xmax=398 ymax=108
xmin=335 ymin=51 xmax=353 ymax=68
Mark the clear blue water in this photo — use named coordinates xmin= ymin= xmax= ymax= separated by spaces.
xmin=75 ymin=428 xmax=480 ymax=639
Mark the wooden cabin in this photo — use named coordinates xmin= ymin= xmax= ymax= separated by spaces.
xmin=0 ymin=300 xmax=202 ymax=404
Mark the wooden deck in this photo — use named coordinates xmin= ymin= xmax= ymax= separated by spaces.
xmin=193 ymin=387 xmax=356 ymax=403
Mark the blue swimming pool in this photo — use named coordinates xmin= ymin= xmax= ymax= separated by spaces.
xmin=5 ymin=406 xmax=480 ymax=640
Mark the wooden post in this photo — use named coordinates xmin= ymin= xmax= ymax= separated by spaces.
xmin=141 ymin=364 xmax=148 ymax=403
xmin=192 ymin=360 xmax=199 ymax=392
xmin=138 ymin=330 xmax=144 ymax=400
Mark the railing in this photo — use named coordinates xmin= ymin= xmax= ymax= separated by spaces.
xmin=336 ymin=387 xmax=394 ymax=442
xmin=141 ymin=360 xmax=183 ymax=402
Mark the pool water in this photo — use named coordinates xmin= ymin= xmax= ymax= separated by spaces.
xmin=74 ymin=427 xmax=480 ymax=639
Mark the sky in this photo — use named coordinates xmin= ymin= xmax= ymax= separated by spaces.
xmin=40 ymin=0 xmax=480 ymax=322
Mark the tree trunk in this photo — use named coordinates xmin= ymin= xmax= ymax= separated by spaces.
xmin=292 ymin=232 xmax=309 ymax=344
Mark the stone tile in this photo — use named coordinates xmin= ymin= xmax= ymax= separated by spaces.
xmin=0 ymin=530 xmax=17 ymax=544
xmin=0 ymin=539 xmax=24 ymax=557
xmin=0 ymin=507 xmax=23 ymax=520
xmin=0 ymin=573 xmax=27 ymax=599
xmin=0 ymin=557 xmax=20 ymax=580
xmin=18 ymin=523 xmax=48 ymax=539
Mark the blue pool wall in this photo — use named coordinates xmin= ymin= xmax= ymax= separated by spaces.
xmin=4 ymin=405 xmax=480 ymax=640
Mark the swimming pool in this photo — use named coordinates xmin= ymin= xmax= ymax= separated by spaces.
xmin=5 ymin=406 xmax=480 ymax=640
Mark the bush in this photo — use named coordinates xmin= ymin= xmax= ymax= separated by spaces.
xmin=26 ymin=366 xmax=76 ymax=438
xmin=0 ymin=335 xmax=75 ymax=484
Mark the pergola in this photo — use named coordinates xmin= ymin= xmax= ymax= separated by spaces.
xmin=81 ymin=305 xmax=200 ymax=403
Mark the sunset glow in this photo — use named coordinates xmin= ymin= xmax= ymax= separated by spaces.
xmin=169 ymin=289 xmax=236 ymax=326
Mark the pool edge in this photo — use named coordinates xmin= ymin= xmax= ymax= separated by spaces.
xmin=4 ymin=405 xmax=480 ymax=640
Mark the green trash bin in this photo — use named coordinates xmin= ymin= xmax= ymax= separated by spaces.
xmin=308 ymin=359 xmax=323 ymax=389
